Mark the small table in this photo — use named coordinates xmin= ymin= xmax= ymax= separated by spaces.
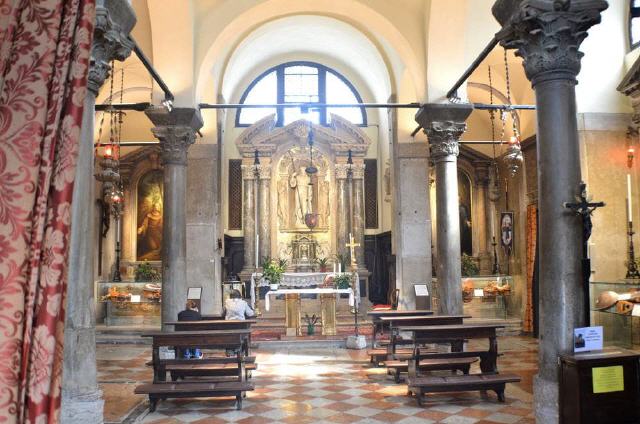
xmin=383 ymin=315 xmax=471 ymax=355
xmin=367 ymin=310 xmax=434 ymax=347
xmin=265 ymin=288 xmax=355 ymax=336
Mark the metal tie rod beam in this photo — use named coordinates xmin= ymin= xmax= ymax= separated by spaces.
xmin=199 ymin=102 xmax=422 ymax=109
xmin=95 ymin=102 xmax=151 ymax=112
xmin=131 ymin=36 xmax=175 ymax=102
xmin=446 ymin=36 xmax=499 ymax=101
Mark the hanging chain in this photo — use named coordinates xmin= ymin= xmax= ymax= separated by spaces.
xmin=503 ymin=48 xmax=512 ymax=105
xmin=488 ymin=65 xmax=497 ymax=159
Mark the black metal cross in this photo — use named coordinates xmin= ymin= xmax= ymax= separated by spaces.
xmin=564 ymin=181 xmax=605 ymax=326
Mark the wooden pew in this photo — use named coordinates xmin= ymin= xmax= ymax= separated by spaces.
xmin=164 ymin=319 xmax=256 ymax=356
xmin=367 ymin=310 xmax=434 ymax=348
xmin=400 ymin=324 xmax=520 ymax=405
xmin=135 ymin=330 xmax=253 ymax=411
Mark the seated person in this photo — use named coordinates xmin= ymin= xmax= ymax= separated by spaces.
xmin=224 ymin=290 xmax=255 ymax=320
xmin=178 ymin=300 xmax=202 ymax=359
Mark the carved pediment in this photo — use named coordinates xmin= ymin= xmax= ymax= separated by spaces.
xmin=236 ymin=114 xmax=371 ymax=157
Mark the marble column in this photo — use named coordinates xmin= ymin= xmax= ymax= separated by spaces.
xmin=475 ymin=164 xmax=492 ymax=274
xmin=392 ymin=142 xmax=432 ymax=310
xmin=145 ymin=108 xmax=203 ymax=329
xmin=258 ymin=165 xmax=272 ymax=261
xmin=61 ymin=2 xmax=135 ymax=422
xmin=241 ymin=165 xmax=257 ymax=272
xmin=416 ymin=103 xmax=473 ymax=316
xmin=335 ymin=164 xmax=351 ymax=258
xmin=352 ymin=163 xmax=366 ymax=267
xmin=492 ymin=1 xmax=607 ymax=422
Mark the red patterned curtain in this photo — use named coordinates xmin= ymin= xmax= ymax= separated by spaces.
xmin=0 ymin=0 xmax=94 ymax=422
xmin=523 ymin=205 xmax=537 ymax=333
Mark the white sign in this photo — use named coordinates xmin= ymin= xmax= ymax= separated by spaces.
xmin=187 ymin=287 xmax=202 ymax=300
xmin=574 ymin=326 xmax=603 ymax=353
xmin=473 ymin=289 xmax=484 ymax=297
xmin=130 ymin=295 xmax=141 ymax=303
xmin=414 ymin=284 xmax=429 ymax=296
xmin=632 ymin=305 xmax=640 ymax=317
xmin=159 ymin=347 xmax=175 ymax=360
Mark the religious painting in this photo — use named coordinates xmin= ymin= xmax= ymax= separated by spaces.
xmin=137 ymin=170 xmax=163 ymax=261
xmin=458 ymin=170 xmax=473 ymax=255
xmin=500 ymin=212 xmax=514 ymax=256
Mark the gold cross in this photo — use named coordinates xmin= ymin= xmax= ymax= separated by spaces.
xmin=345 ymin=233 xmax=360 ymax=268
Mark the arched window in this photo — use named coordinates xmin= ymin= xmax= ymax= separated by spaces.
xmin=631 ymin=0 xmax=640 ymax=50
xmin=236 ymin=62 xmax=367 ymax=127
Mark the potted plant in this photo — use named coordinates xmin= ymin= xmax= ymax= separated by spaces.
xmin=134 ymin=261 xmax=160 ymax=282
xmin=316 ymin=257 xmax=329 ymax=272
xmin=461 ymin=253 xmax=479 ymax=277
xmin=303 ymin=313 xmax=320 ymax=335
xmin=262 ymin=258 xmax=286 ymax=290
xmin=334 ymin=253 xmax=348 ymax=272
xmin=334 ymin=273 xmax=352 ymax=290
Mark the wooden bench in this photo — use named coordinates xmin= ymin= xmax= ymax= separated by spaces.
xmin=384 ymin=357 xmax=478 ymax=383
xmin=145 ymin=356 xmax=258 ymax=381
xmin=408 ymin=374 xmax=521 ymax=405
xmin=367 ymin=310 xmax=434 ymax=348
xmin=164 ymin=320 xmax=256 ymax=356
xmin=401 ymin=324 xmax=520 ymax=404
xmin=135 ymin=380 xmax=254 ymax=411
xmin=137 ymin=330 xmax=254 ymax=410
xmin=367 ymin=347 xmax=415 ymax=365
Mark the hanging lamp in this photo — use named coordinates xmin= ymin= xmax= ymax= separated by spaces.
xmin=502 ymin=49 xmax=523 ymax=177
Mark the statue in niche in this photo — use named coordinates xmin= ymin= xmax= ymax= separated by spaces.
xmin=137 ymin=170 xmax=163 ymax=261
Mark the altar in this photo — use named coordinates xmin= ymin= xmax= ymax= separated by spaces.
xmin=265 ymin=288 xmax=356 ymax=336
xmin=251 ymin=272 xmax=360 ymax=337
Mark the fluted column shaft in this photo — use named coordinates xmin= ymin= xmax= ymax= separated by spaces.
xmin=335 ymin=164 xmax=351 ymax=258
xmin=492 ymin=1 xmax=607 ymax=422
xmin=258 ymin=165 xmax=271 ymax=261
xmin=145 ymin=108 xmax=203 ymax=330
xmin=242 ymin=165 xmax=257 ymax=271
xmin=61 ymin=2 xmax=135 ymax=422
xmin=416 ymin=103 xmax=473 ymax=316
xmin=352 ymin=164 xmax=366 ymax=267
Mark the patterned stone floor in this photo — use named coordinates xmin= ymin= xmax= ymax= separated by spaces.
xmin=99 ymin=336 xmax=538 ymax=424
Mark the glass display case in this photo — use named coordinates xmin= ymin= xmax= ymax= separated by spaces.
xmin=461 ymin=275 xmax=515 ymax=320
xmin=590 ymin=280 xmax=640 ymax=349
xmin=96 ymin=280 xmax=161 ymax=326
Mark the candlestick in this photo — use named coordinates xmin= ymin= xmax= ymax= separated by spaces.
xmin=628 ymin=174 xmax=633 ymax=222
xmin=626 ymin=221 xmax=640 ymax=279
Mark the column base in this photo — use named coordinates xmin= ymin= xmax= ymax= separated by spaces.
xmin=533 ymin=374 xmax=559 ymax=424
xmin=61 ymin=390 xmax=104 ymax=424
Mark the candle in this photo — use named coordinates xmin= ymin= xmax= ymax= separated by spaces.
xmin=628 ymin=174 xmax=633 ymax=222
xmin=338 ymin=263 xmax=341 ymax=274
xmin=333 ymin=262 xmax=336 ymax=273
xmin=490 ymin=207 xmax=495 ymax=238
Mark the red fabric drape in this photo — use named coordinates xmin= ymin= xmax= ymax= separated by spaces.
xmin=0 ymin=0 xmax=95 ymax=422
xmin=523 ymin=204 xmax=537 ymax=333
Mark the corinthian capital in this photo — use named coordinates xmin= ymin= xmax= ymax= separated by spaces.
xmin=89 ymin=0 xmax=136 ymax=95
xmin=335 ymin=164 xmax=351 ymax=179
xmin=146 ymin=107 xmax=204 ymax=166
xmin=492 ymin=0 xmax=608 ymax=86
xmin=415 ymin=103 xmax=472 ymax=163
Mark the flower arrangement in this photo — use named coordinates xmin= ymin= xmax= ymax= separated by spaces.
xmin=261 ymin=257 xmax=286 ymax=289
xmin=303 ymin=313 xmax=320 ymax=335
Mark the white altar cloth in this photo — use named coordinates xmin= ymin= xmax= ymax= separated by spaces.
xmin=250 ymin=272 xmax=360 ymax=307
xmin=264 ymin=288 xmax=355 ymax=311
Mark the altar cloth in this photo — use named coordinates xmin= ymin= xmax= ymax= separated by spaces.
xmin=250 ymin=272 xmax=360 ymax=307
xmin=264 ymin=288 xmax=355 ymax=311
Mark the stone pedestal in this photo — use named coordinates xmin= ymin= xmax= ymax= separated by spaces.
xmin=61 ymin=2 xmax=135 ymax=422
xmin=416 ymin=103 xmax=473 ymax=316
xmin=145 ymin=108 xmax=203 ymax=329
xmin=493 ymin=1 xmax=607 ymax=421
xmin=392 ymin=142 xmax=432 ymax=310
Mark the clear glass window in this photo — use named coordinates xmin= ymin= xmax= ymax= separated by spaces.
xmin=238 ymin=71 xmax=278 ymax=125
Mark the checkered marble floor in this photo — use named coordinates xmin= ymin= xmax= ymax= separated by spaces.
xmin=126 ymin=336 xmax=537 ymax=424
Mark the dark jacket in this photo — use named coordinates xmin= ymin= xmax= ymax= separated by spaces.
xmin=178 ymin=309 xmax=201 ymax=321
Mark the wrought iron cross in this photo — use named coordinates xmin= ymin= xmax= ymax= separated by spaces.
xmin=563 ymin=181 xmax=605 ymax=325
